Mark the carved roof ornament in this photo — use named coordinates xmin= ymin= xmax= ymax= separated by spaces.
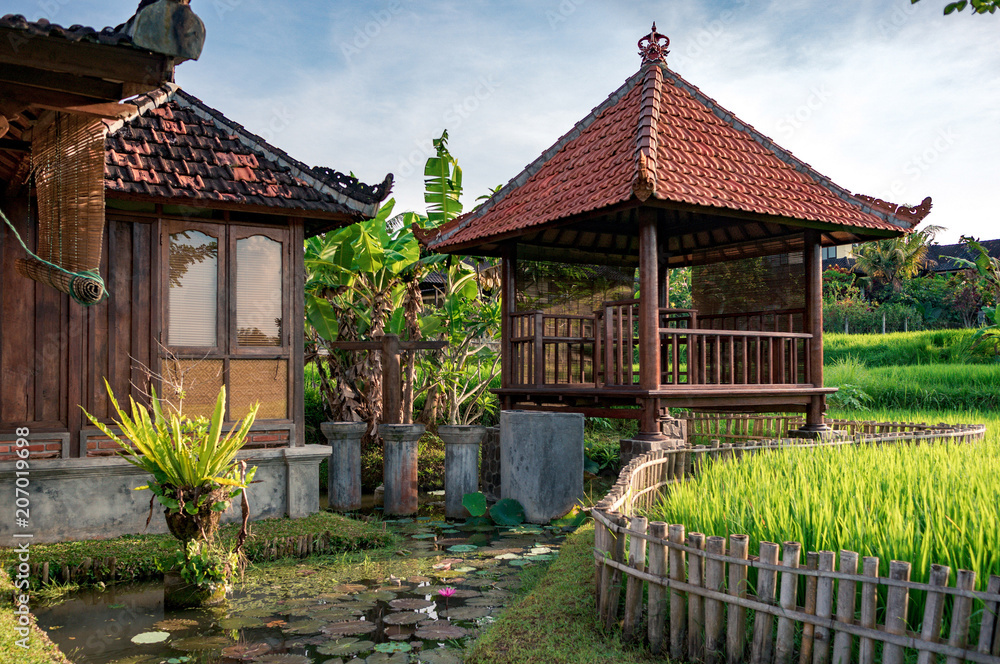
xmin=638 ymin=22 xmax=670 ymax=64
xmin=855 ymin=194 xmax=933 ymax=225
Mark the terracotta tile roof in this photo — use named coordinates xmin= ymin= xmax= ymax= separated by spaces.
xmin=0 ymin=14 xmax=136 ymax=48
xmin=103 ymin=85 xmax=392 ymax=220
xmin=420 ymin=54 xmax=930 ymax=253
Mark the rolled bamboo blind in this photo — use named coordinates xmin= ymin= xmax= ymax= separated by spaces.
xmin=15 ymin=113 xmax=107 ymax=305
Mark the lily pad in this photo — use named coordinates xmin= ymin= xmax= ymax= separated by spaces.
xmin=333 ymin=583 xmax=367 ymax=594
xmin=441 ymin=606 xmax=491 ymax=620
xmin=408 ymin=575 xmax=433 ymax=584
xmin=528 ymin=547 xmax=552 ymax=555
xmin=253 ymin=655 xmax=311 ymax=664
xmin=440 ymin=528 xmax=460 ymax=534
xmin=509 ymin=559 xmax=532 ymax=567
xmin=317 ymin=638 xmax=376 ymax=656
xmin=416 ymin=647 xmax=464 ymax=664
xmin=130 ymin=631 xmax=170 ymax=645
xmin=446 ymin=544 xmax=479 ymax=553
xmin=374 ymin=641 xmax=412 ymax=653
xmin=239 ymin=608 xmax=278 ymax=618
xmin=494 ymin=553 xmax=521 ymax=560
xmin=414 ymin=620 xmax=469 ymax=640
xmin=461 ymin=492 xmax=488 ymax=517
xmin=382 ymin=611 xmax=426 ymax=625
xmin=321 ymin=620 xmax=377 ymax=637
xmin=221 ymin=643 xmax=272 ymax=661
xmin=389 ymin=598 xmax=434 ymax=610
xmin=447 ymin=588 xmax=481 ymax=598
xmin=357 ymin=590 xmax=397 ymax=602
xmin=366 ymin=653 xmax=411 ymax=664
xmin=314 ymin=608 xmax=363 ymax=621
xmin=410 ymin=533 xmax=436 ymax=540
xmin=219 ymin=616 xmax=263 ymax=630
xmin=152 ymin=619 xmax=199 ymax=631
xmin=170 ymin=635 xmax=232 ymax=651
xmin=282 ymin=619 xmax=326 ymax=634
xmin=489 ymin=498 xmax=525 ymax=526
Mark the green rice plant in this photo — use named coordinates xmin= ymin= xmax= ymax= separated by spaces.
xmin=647 ymin=435 xmax=1000 ymax=625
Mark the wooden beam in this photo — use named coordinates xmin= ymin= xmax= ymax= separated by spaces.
xmin=0 ymin=62 xmax=125 ymax=101
xmin=637 ymin=207 xmax=665 ymax=440
xmin=501 ymin=243 xmax=516 ymax=389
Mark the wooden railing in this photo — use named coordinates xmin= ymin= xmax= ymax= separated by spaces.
xmin=592 ymin=422 xmax=994 ymax=664
xmin=509 ymin=311 xmax=596 ymax=387
xmin=698 ymin=307 xmax=805 ymax=333
xmin=662 ymin=328 xmax=813 ymax=386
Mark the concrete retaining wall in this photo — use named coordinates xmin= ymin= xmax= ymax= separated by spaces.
xmin=0 ymin=445 xmax=330 ymax=544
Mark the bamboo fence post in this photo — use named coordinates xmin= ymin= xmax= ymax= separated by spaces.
xmin=597 ymin=515 xmax=617 ymax=626
xmin=775 ymin=541 xmax=802 ymax=664
xmin=648 ymin=522 xmax=669 ymax=656
xmin=669 ymin=524 xmax=687 ymax=659
xmin=750 ymin=542 xmax=780 ymax=664
xmin=883 ymin=560 xmax=912 ymax=664
xmin=978 ymin=575 xmax=1000 ymax=656
xmin=705 ymin=536 xmax=727 ymax=664
xmin=623 ymin=516 xmax=649 ymax=641
xmin=603 ymin=514 xmax=628 ymax=630
xmin=799 ymin=552 xmax=820 ymax=664
xmin=832 ymin=550 xmax=859 ymax=664
xmin=858 ymin=556 xmax=880 ymax=664
xmin=727 ymin=534 xmax=749 ymax=664
xmin=595 ymin=515 xmax=608 ymax=610
xmin=945 ymin=569 xmax=976 ymax=664
xmin=689 ymin=532 xmax=706 ymax=661
xmin=812 ymin=551 xmax=836 ymax=664
xmin=41 ymin=562 xmax=49 ymax=586
xmin=916 ymin=564 xmax=951 ymax=664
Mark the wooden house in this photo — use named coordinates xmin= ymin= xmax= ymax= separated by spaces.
xmin=0 ymin=7 xmax=390 ymax=541
xmin=417 ymin=25 xmax=931 ymax=444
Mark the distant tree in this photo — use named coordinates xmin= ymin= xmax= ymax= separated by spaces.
xmin=851 ymin=225 xmax=943 ymax=300
xmin=911 ymin=0 xmax=999 ymax=14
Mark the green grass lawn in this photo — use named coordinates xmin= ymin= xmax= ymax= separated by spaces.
xmin=824 ymin=329 xmax=998 ymax=366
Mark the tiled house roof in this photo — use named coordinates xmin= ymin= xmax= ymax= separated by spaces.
xmin=0 ymin=14 xmax=137 ymax=48
xmin=419 ymin=38 xmax=929 ymax=253
xmin=826 ymin=239 xmax=1000 ymax=274
xmin=104 ymin=85 xmax=392 ymax=221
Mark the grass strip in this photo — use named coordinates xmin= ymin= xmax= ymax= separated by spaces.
xmin=466 ymin=522 xmax=651 ymax=664
xmin=0 ymin=568 xmax=70 ymax=664
xmin=0 ymin=512 xmax=395 ymax=588
xmin=824 ymin=329 xmax=995 ymax=366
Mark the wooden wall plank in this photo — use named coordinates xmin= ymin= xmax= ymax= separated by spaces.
xmin=1 ymin=195 xmax=35 ymax=424
xmin=130 ymin=220 xmax=152 ymax=404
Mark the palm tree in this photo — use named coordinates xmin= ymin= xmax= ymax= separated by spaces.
xmin=851 ymin=225 xmax=944 ymax=299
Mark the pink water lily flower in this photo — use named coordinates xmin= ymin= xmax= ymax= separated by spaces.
xmin=438 ymin=587 xmax=457 ymax=598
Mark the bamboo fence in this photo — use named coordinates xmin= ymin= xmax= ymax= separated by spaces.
xmin=592 ymin=421 xmax=997 ymax=664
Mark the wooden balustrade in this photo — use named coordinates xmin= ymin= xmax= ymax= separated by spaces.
xmin=661 ymin=328 xmax=813 ymax=386
xmin=509 ymin=311 xmax=596 ymax=387
xmin=698 ymin=307 xmax=805 ymax=333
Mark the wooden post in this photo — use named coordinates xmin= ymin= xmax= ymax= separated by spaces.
xmin=669 ymin=523 xmax=687 ymax=659
xmin=705 ymin=536 xmax=727 ymax=664
xmin=381 ymin=334 xmax=402 ymax=424
xmin=946 ymin=569 xmax=977 ymax=664
xmin=799 ymin=552 xmax=820 ymax=664
xmin=648 ymin=521 xmax=669 ymax=655
xmin=803 ymin=229 xmax=828 ymax=430
xmin=688 ymin=532 xmax=706 ymax=661
xmin=883 ymin=560 xmax=912 ymax=664
xmin=501 ymin=244 xmax=516 ymax=389
xmin=727 ymin=534 xmax=749 ymax=664
xmin=602 ymin=514 xmax=628 ymax=630
xmin=916 ymin=564 xmax=951 ymax=664
xmin=832 ymin=551 xmax=859 ymax=664
xmin=637 ymin=207 xmax=665 ymax=441
xmin=533 ymin=312 xmax=545 ymax=387
xmin=623 ymin=516 xmax=648 ymax=641
xmin=978 ymin=575 xmax=1000 ymax=656
xmin=751 ymin=542 xmax=780 ymax=664
xmin=775 ymin=541 xmax=801 ymax=664
xmin=812 ymin=551 xmax=836 ymax=664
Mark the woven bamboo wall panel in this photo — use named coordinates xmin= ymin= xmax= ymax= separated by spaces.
xmin=16 ymin=113 xmax=107 ymax=303
xmin=162 ymin=359 xmax=224 ymax=419
xmin=230 ymin=359 xmax=287 ymax=420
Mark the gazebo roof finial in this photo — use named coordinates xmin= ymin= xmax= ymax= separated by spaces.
xmin=638 ymin=22 xmax=670 ymax=64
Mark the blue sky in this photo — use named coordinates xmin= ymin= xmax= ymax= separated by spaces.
xmin=9 ymin=0 xmax=998 ymax=243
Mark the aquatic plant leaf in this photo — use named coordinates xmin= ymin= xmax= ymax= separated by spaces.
xmin=410 ymin=533 xmax=436 ymax=540
xmin=170 ymin=635 xmax=233 ymax=651
xmin=382 ymin=611 xmax=426 ymax=625
xmin=282 ymin=619 xmax=326 ymax=634
xmin=461 ymin=492 xmax=488 ymax=517
xmin=321 ymin=620 xmax=377 ymax=637
xmin=446 ymin=544 xmax=478 ymax=553
xmin=253 ymin=655 xmax=311 ymax=664
xmin=441 ymin=606 xmax=491 ymax=620
xmin=374 ymin=641 xmax=412 ymax=653
xmin=414 ymin=620 xmax=469 ymax=640
xmin=415 ymin=647 xmax=464 ymax=664
xmin=219 ymin=616 xmax=263 ymax=630
xmin=366 ymin=653 xmax=411 ymax=664
xmin=407 ymin=575 xmax=432 ymax=584
xmin=441 ymin=528 xmax=459 ymax=534
xmin=551 ymin=506 xmax=588 ymax=529
xmin=316 ymin=638 xmax=375 ymax=656
xmin=152 ymin=618 xmax=199 ymax=631
xmin=389 ymin=598 xmax=434 ymax=610
xmin=448 ymin=588 xmax=481 ymax=599
xmin=332 ymin=583 xmax=367 ymax=594
xmin=489 ymin=498 xmax=525 ymax=526
xmin=221 ymin=642 xmax=271 ymax=661
xmin=130 ymin=631 xmax=170 ymax=644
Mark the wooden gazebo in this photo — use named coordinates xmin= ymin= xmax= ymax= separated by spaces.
xmin=416 ymin=25 xmax=930 ymax=442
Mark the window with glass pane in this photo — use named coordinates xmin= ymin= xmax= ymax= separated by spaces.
xmin=168 ymin=230 xmax=218 ymax=346
xmin=236 ymin=235 xmax=283 ymax=347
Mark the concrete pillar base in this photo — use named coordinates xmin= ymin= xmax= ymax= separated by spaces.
xmin=379 ymin=424 xmax=425 ymax=516
xmin=500 ymin=410 xmax=583 ymax=524
xmin=439 ymin=425 xmax=486 ymax=519
xmin=321 ymin=421 xmax=367 ymax=512
xmin=788 ymin=426 xmax=849 ymax=441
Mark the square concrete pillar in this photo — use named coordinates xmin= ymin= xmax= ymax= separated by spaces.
xmin=500 ymin=410 xmax=583 ymax=524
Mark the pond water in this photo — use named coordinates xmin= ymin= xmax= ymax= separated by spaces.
xmin=34 ymin=515 xmax=570 ymax=664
